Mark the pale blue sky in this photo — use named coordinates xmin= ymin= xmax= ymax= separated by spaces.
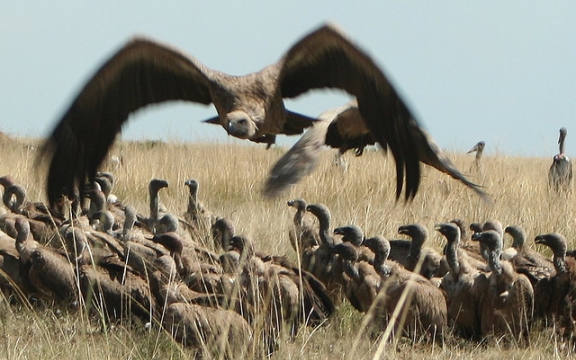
xmin=1 ymin=1 xmax=575 ymax=157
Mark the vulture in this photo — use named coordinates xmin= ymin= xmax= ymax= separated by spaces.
xmin=38 ymin=23 xmax=485 ymax=207
xmin=0 ymin=175 xmax=16 ymax=192
xmin=140 ymin=178 xmax=180 ymax=235
xmin=435 ymin=222 xmax=489 ymax=340
xmin=301 ymin=203 xmax=336 ymax=290
xmin=287 ymin=198 xmax=319 ymax=253
xmin=14 ymin=217 xmax=78 ymax=304
xmin=503 ymin=225 xmax=555 ymax=286
xmin=1 ymin=184 xmax=62 ymax=242
xmin=148 ymin=178 xmax=169 ymax=226
xmin=467 ymin=141 xmax=485 ymax=171
xmin=225 ymin=235 xmax=334 ymax=351
xmin=548 ymin=127 xmax=573 ymax=192
xmin=533 ymin=233 xmax=576 ymax=335
xmin=94 ymin=171 xmax=119 ymax=204
xmin=331 ymin=242 xmax=380 ymax=313
xmin=397 ymin=223 xmax=447 ymax=279
xmin=211 ymin=217 xmax=236 ymax=252
xmin=183 ymin=179 xmax=214 ymax=240
xmin=94 ymin=172 xmax=125 ymax=223
xmin=362 ymin=235 xmax=447 ymax=340
xmin=471 ymin=230 xmax=534 ymax=344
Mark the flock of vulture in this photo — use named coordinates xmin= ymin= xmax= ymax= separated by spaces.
xmin=0 ymin=171 xmax=574 ymax=356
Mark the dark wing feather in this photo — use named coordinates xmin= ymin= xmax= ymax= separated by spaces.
xmin=408 ymin=126 xmax=489 ymax=201
xmin=38 ymin=37 xmax=215 ymax=205
xmin=278 ymin=24 xmax=485 ymax=201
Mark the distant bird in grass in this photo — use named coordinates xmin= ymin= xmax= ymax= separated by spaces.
xmin=467 ymin=141 xmax=485 ymax=173
xmin=38 ymin=24 xmax=485 ymax=208
xmin=548 ymin=127 xmax=572 ymax=193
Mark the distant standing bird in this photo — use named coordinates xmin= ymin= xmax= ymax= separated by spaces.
xmin=467 ymin=141 xmax=485 ymax=172
xmin=548 ymin=127 xmax=573 ymax=193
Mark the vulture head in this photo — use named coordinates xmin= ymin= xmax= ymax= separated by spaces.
xmin=305 ymin=203 xmax=331 ymax=223
xmin=535 ymin=233 xmax=567 ymax=258
xmin=334 ymin=225 xmax=364 ymax=247
xmin=398 ymin=223 xmax=429 ymax=247
xmin=504 ymin=225 xmax=527 ymax=250
xmin=363 ymin=236 xmax=391 ymax=260
xmin=287 ymin=198 xmax=307 ymax=211
xmin=184 ymin=179 xmax=199 ymax=194
xmin=434 ymin=222 xmax=461 ymax=244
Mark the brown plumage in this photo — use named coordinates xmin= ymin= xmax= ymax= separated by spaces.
xmin=15 ymin=217 xmax=78 ymax=304
xmin=363 ymin=235 xmax=447 ymax=339
xmin=264 ymin=101 xmax=374 ymax=196
xmin=504 ymin=225 xmax=555 ymax=286
xmin=38 ymin=24 xmax=485 ymax=208
xmin=79 ymin=256 xmax=157 ymax=321
xmin=331 ymin=242 xmax=380 ymax=313
xmin=472 ymin=230 xmax=534 ymax=344
xmin=548 ymin=127 xmax=573 ymax=193
xmin=163 ymin=301 xmax=253 ymax=358
xmin=151 ymin=255 xmax=227 ymax=310
xmin=397 ymin=223 xmax=447 ymax=279
xmin=0 ymin=229 xmax=28 ymax=298
xmin=152 ymin=230 xmax=220 ymax=276
xmin=435 ymin=223 xmax=489 ymax=340
xmin=533 ymin=233 xmax=576 ymax=335
xmin=230 ymin=235 xmax=334 ymax=331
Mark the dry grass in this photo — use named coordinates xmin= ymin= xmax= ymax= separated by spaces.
xmin=0 ymin=134 xmax=575 ymax=359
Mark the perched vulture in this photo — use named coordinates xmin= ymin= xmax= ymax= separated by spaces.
xmin=38 ymin=23 xmax=485 ymax=206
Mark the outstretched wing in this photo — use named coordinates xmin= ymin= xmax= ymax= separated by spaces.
xmin=277 ymin=23 xmax=485 ymax=201
xmin=263 ymin=118 xmax=330 ymax=198
xmin=38 ymin=38 xmax=215 ymax=205
xmin=263 ymin=101 xmax=374 ymax=198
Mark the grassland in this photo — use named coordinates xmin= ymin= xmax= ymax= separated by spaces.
xmin=0 ymin=133 xmax=574 ymax=359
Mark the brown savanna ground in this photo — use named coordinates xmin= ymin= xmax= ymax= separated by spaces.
xmin=0 ymin=133 xmax=574 ymax=359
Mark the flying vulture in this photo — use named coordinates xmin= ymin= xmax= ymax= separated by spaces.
xmin=38 ymin=23 xmax=485 ymax=206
